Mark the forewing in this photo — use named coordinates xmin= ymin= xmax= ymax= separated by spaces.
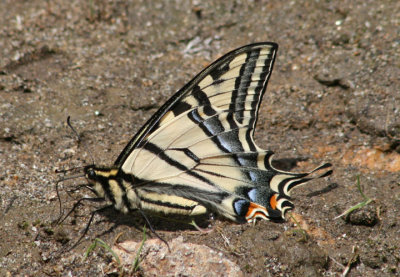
xmin=114 ymin=43 xmax=277 ymax=167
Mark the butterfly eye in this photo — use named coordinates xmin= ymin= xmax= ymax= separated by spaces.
xmin=87 ymin=168 xmax=97 ymax=180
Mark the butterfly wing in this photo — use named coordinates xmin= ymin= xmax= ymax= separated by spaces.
xmin=114 ymin=42 xmax=277 ymax=167
xmin=113 ymin=42 xmax=332 ymax=222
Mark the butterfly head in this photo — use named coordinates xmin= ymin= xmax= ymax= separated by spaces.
xmin=84 ymin=165 xmax=119 ymax=199
xmin=84 ymin=166 xmax=97 ymax=182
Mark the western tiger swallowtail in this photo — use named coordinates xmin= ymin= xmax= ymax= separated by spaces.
xmin=83 ymin=42 xmax=332 ymax=225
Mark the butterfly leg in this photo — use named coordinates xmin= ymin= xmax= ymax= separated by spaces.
xmin=66 ymin=204 xmax=113 ymax=251
xmin=137 ymin=209 xmax=170 ymax=251
xmin=55 ymin=197 xmax=104 ymax=225
xmin=190 ymin=219 xmax=215 ymax=233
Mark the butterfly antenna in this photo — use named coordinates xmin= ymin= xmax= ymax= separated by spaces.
xmin=67 ymin=116 xmax=81 ymax=143
xmin=55 ymin=166 xmax=86 ymax=174
xmin=54 ymin=173 xmax=86 ymax=222
xmin=138 ymin=209 xmax=170 ymax=251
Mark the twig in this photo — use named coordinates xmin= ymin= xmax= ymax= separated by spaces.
xmin=341 ymin=246 xmax=358 ymax=277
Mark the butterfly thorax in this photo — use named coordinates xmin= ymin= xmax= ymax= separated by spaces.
xmin=84 ymin=165 xmax=140 ymax=214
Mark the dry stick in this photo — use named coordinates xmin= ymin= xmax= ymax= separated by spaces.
xmin=341 ymin=246 xmax=359 ymax=277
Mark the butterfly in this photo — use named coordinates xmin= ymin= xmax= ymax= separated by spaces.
xmin=83 ymin=42 xmax=332 ymax=225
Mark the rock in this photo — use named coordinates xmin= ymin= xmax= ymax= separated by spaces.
xmin=345 ymin=204 xmax=379 ymax=227
xmin=109 ymin=236 xmax=243 ymax=276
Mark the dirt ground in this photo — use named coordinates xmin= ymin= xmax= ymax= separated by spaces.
xmin=1 ymin=0 xmax=399 ymax=276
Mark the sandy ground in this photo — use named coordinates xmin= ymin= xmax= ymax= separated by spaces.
xmin=1 ymin=0 xmax=399 ymax=276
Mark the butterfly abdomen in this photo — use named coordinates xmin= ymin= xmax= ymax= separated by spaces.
xmin=84 ymin=165 xmax=211 ymax=216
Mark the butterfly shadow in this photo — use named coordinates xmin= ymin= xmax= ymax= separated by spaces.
xmin=306 ymin=183 xmax=338 ymax=198
xmin=95 ymin=206 xmax=213 ymax=235
xmin=271 ymin=157 xmax=309 ymax=171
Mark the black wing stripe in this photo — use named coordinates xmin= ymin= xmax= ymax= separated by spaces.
xmin=232 ymin=49 xmax=260 ymax=125
xmin=192 ymin=85 xmax=212 ymax=107
xmin=136 ymin=109 xmax=254 ymax=159
xmin=170 ymin=147 xmax=201 ymax=163
xmin=208 ymin=85 xmax=264 ymax=100
xmin=194 ymin=164 xmax=272 ymax=187
xmin=187 ymin=110 xmax=254 ymax=168
xmin=209 ymin=57 xmax=233 ymax=81
xmin=142 ymin=142 xmax=215 ymax=187
xmin=137 ymin=181 xmax=230 ymax=204
xmin=188 ymin=109 xmax=229 ymax=153
xmin=172 ymin=101 xmax=192 ymax=117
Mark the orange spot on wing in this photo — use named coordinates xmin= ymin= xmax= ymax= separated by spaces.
xmin=270 ymin=194 xmax=277 ymax=210
xmin=245 ymin=202 xmax=269 ymax=220
xmin=245 ymin=202 xmax=258 ymax=218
